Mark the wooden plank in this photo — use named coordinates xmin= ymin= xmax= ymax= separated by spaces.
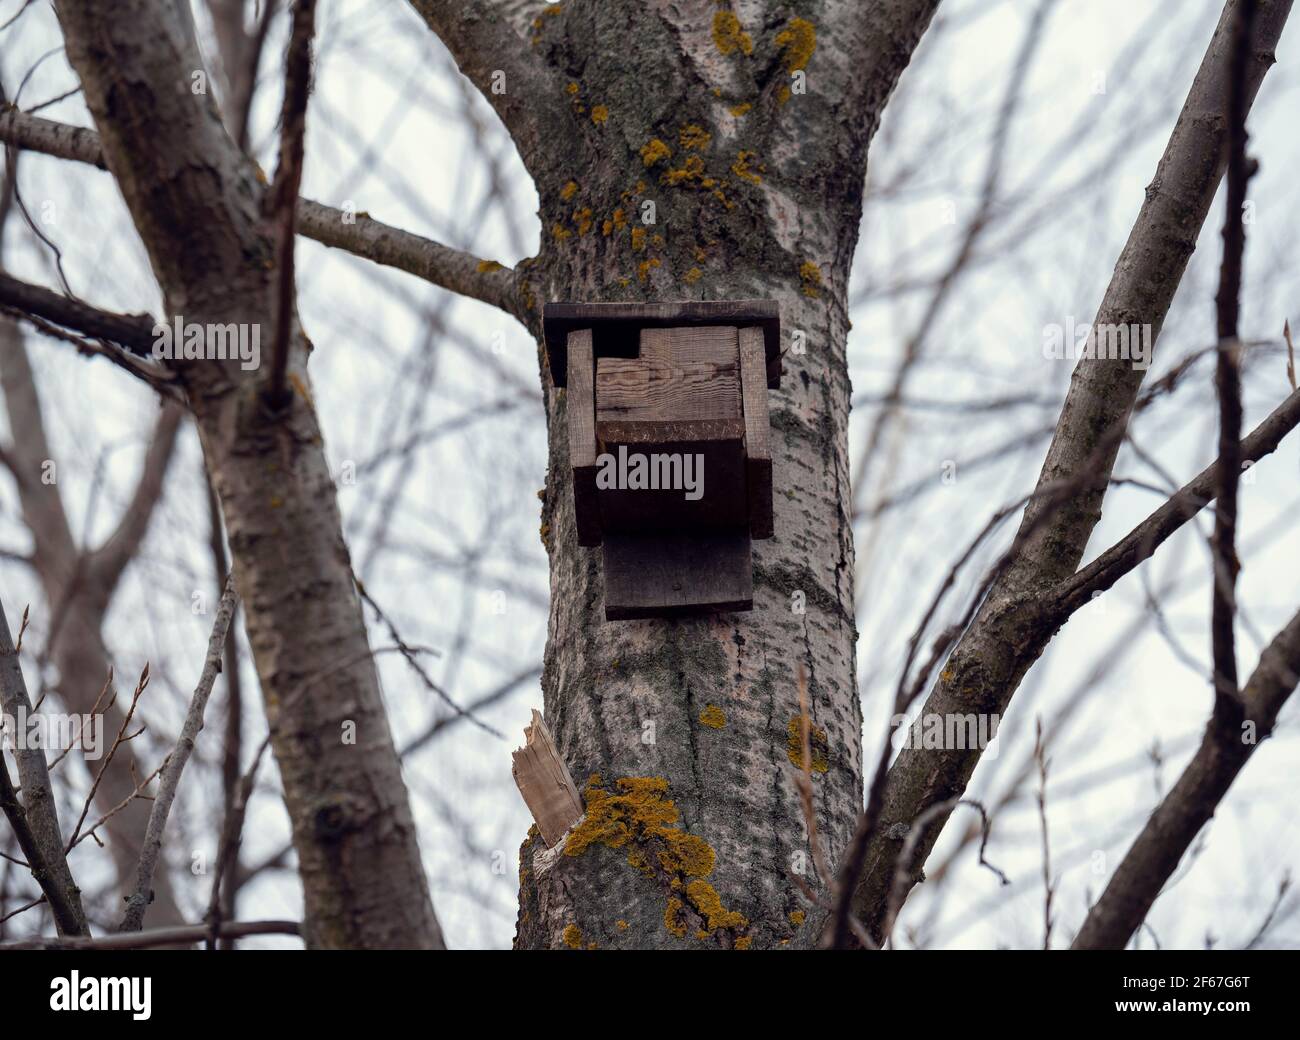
xmin=543 ymin=299 xmax=781 ymax=389
xmin=511 ymin=710 xmax=584 ymax=848
xmin=639 ymin=325 xmax=740 ymax=366
xmin=602 ymin=529 xmax=753 ymax=620
xmin=566 ymin=329 xmax=602 ymax=546
xmin=739 ymin=326 xmax=773 ymax=539
xmin=596 ymin=326 xmax=739 ymax=426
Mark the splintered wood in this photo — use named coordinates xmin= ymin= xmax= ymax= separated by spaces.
xmin=511 ymin=709 xmax=583 ymax=847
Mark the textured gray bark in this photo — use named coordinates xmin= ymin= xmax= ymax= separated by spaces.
xmin=53 ymin=0 xmax=443 ymax=947
xmin=411 ymin=0 xmax=939 ymax=950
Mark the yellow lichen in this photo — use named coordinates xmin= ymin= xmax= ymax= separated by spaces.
xmin=684 ymin=266 xmax=703 ymax=285
xmin=637 ymin=258 xmax=660 ymax=283
xmin=566 ymin=81 xmax=580 ymax=95
xmin=569 ymin=776 xmax=744 ymax=942
xmin=616 ymin=919 xmax=630 ymax=931
xmin=686 ymin=880 xmax=748 ymax=931
xmin=560 ymin=180 xmax=579 ymax=201
xmin=551 ymin=223 xmax=572 ymax=241
xmin=699 ymin=704 xmax=726 ymax=729
xmin=734 ymin=936 xmax=753 ymax=950
xmin=562 ymin=923 xmax=583 ymax=949
xmin=679 ymin=124 xmax=712 ymax=151
xmin=775 ymin=16 xmax=816 ymax=72
xmin=476 ymin=258 xmax=504 ymax=273
xmin=712 ymin=10 xmax=753 ymax=56
xmin=729 ymin=102 xmax=753 ymax=117
xmin=664 ymin=154 xmax=705 ymax=186
xmin=799 ymin=260 xmax=823 ymax=298
xmin=665 ymin=897 xmax=687 ymax=938
xmin=641 ymin=138 xmax=672 ymax=167
xmin=732 ymin=150 xmax=763 ymax=185
xmin=591 ymin=104 xmax=609 ymax=125
xmin=631 ymin=226 xmax=647 ymax=252
xmin=789 ymin=909 xmax=806 ymax=926
xmin=787 ymin=716 xmax=829 ymax=772
xmin=573 ymin=207 xmax=594 ymax=235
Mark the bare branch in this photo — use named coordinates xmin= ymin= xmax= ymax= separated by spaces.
xmin=0 ymin=597 xmax=87 ymax=935
xmin=2 ymin=918 xmax=301 ymax=950
xmin=265 ymin=0 xmax=316 ymax=408
xmin=839 ymin=0 xmax=1293 ymax=945
xmin=1072 ymin=604 xmax=1300 ymax=949
xmin=0 ymin=110 xmax=527 ymax=318
xmin=120 ymin=575 xmax=238 ymax=932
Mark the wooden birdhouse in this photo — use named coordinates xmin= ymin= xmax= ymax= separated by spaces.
xmin=543 ymin=300 xmax=781 ymax=621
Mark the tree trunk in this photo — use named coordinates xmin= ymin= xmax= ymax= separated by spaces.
xmin=54 ymin=0 xmax=443 ymax=947
xmin=473 ymin=0 xmax=940 ymax=950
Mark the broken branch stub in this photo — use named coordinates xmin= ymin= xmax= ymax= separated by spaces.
xmin=511 ymin=710 xmax=583 ymax=847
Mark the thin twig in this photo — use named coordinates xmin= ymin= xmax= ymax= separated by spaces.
xmin=119 ymin=575 xmax=239 ymax=932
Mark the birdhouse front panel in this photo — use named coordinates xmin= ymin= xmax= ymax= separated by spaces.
xmin=543 ymin=300 xmax=780 ymax=621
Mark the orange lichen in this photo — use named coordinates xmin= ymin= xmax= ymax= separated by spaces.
xmin=560 ymin=180 xmax=579 ymax=201
xmin=637 ymin=258 xmax=661 ymax=283
xmin=799 ymin=260 xmax=823 ymax=298
xmin=476 ymin=258 xmax=504 ymax=273
xmin=568 ymin=776 xmax=745 ymax=943
xmin=789 ymin=909 xmax=806 ymax=926
xmin=734 ymin=936 xmax=753 ymax=950
xmin=551 ymin=223 xmax=572 ymax=241
xmin=684 ymin=266 xmax=703 ymax=285
xmin=641 ymin=138 xmax=672 ymax=167
xmin=728 ymin=102 xmax=752 ymax=117
xmin=562 ymin=923 xmax=583 ymax=949
xmin=591 ymin=104 xmax=609 ymax=125
xmin=664 ymin=154 xmax=706 ymax=186
xmin=566 ymin=81 xmax=580 ymax=95
xmin=631 ymin=226 xmax=647 ymax=252
xmin=712 ymin=10 xmax=753 ymax=56
xmin=686 ymin=880 xmax=748 ymax=931
xmin=732 ymin=150 xmax=763 ymax=185
xmin=665 ymin=897 xmax=687 ymax=938
xmin=699 ymin=703 xmax=726 ymax=728
xmin=573 ymin=207 xmax=594 ymax=235
xmin=679 ymin=124 xmax=712 ymax=151
xmin=775 ymin=16 xmax=816 ymax=72
xmin=616 ymin=919 xmax=630 ymax=931
xmin=787 ymin=716 xmax=829 ymax=772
